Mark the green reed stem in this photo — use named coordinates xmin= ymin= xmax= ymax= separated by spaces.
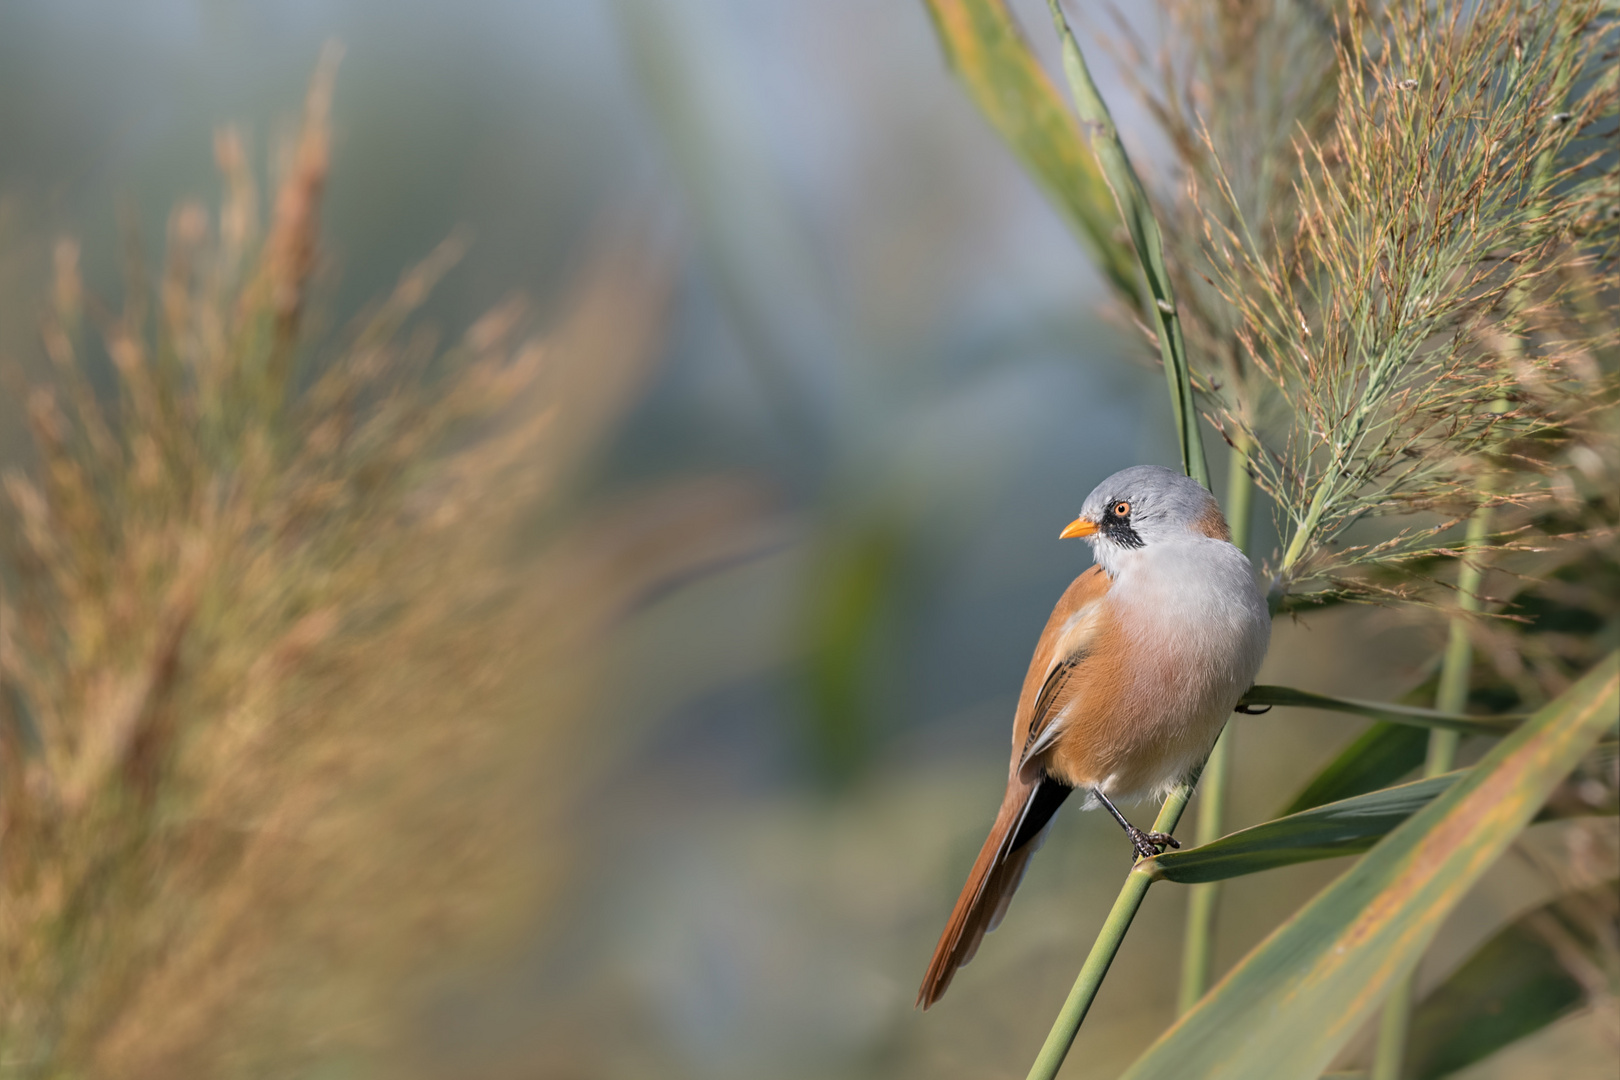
xmin=1176 ymin=736 xmax=1229 ymax=1014
xmin=1368 ymin=502 xmax=1492 ymax=1080
xmin=1026 ymin=7 xmax=1217 ymax=1076
xmin=1177 ymin=443 xmax=1255 ymax=1014
xmin=1044 ymin=0 xmax=1208 ymax=490
xmin=1026 ymin=790 xmax=1193 ymax=1080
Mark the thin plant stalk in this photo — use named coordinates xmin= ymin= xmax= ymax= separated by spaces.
xmin=1178 ymin=440 xmax=1255 ymax=1013
xmin=1368 ymin=503 xmax=1492 ymax=1080
xmin=1026 ymin=790 xmax=1193 ymax=1080
xmin=1178 ymin=730 xmax=1231 ymax=1013
xmin=1045 ymin=0 xmax=1209 ymax=489
xmin=1024 ymin=6 xmax=1220 ymax=1074
xmin=1364 ymin=42 xmax=1536 ymax=1030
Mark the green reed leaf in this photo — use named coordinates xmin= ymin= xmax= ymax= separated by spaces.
xmin=1405 ymin=880 xmax=1616 ymax=1080
xmin=1281 ymin=722 xmax=1432 ymax=816
xmin=1240 ymin=685 xmax=1523 ymax=736
xmin=1118 ymin=652 xmax=1619 ymax=1080
xmin=920 ymin=0 xmax=1136 ymax=297
xmin=1147 ymin=773 xmax=1459 ymax=885
xmin=798 ymin=515 xmax=907 ymax=786
xmin=1044 ymin=0 xmax=1207 ymax=487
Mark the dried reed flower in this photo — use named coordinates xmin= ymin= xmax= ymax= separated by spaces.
xmin=1120 ymin=0 xmax=1339 ymax=402
xmin=0 ymin=57 xmax=766 ymax=1077
xmin=264 ymin=41 xmax=341 ymax=351
xmin=1195 ymin=0 xmax=1619 ymax=598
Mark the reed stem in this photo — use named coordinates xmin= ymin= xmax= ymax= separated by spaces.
xmin=1177 ymin=442 xmax=1255 ymax=1013
xmin=1025 ymin=790 xmax=1193 ymax=1080
xmin=1024 ymin=6 xmax=1214 ymax=1074
xmin=1368 ymin=502 xmax=1491 ymax=1080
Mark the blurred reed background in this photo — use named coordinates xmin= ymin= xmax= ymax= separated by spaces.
xmin=0 ymin=2 xmax=1612 ymax=1079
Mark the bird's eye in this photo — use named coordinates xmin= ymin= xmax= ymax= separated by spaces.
xmin=1112 ymin=501 xmax=1131 ymax=517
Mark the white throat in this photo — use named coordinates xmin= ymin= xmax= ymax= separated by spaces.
xmin=1085 ymin=535 xmax=1140 ymax=579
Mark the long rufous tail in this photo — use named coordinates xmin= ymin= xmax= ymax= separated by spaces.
xmin=917 ymin=775 xmax=1072 ymax=1008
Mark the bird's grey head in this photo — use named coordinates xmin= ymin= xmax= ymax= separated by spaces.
xmin=1062 ymin=465 xmax=1228 ymax=556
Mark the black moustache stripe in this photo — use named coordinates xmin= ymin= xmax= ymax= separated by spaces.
xmin=1102 ymin=517 xmax=1144 ymax=549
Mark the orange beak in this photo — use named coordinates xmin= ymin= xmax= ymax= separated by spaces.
xmin=1059 ymin=516 xmax=1099 ymax=539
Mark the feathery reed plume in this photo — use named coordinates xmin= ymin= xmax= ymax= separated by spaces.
xmin=1118 ymin=0 xmax=1339 ymax=397
xmin=0 ymin=59 xmax=766 ymax=1076
xmin=265 ymin=40 xmax=340 ymax=354
xmin=1197 ymin=0 xmax=1618 ymax=599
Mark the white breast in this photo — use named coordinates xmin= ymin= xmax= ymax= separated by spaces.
xmin=1101 ymin=538 xmax=1271 ymax=798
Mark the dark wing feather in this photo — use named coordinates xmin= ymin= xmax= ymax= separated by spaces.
xmin=1019 ymin=649 xmax=1089 ymax=772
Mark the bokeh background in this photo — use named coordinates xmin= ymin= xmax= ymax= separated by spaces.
xmin=0 ymin=2 xmax=1611 ymax=1078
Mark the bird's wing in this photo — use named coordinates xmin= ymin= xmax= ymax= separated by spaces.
xmin=1012 ymin=565 xmax=1111 ymax=778
xmin=916 ymin=565 xmax=1113 ymax=1009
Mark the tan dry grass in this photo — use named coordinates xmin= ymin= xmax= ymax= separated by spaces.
xmin=0 ymin=54 xmax=767 ymax=1078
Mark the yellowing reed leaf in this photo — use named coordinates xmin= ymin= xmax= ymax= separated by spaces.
xmin=1119 ymin=651 xmax=1620 ymax=1080
xmin=920 ymin=0 xmax=1136 ymax=298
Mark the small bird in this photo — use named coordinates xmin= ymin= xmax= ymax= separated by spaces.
xmin=917 ymin=465 xmax=1270 ymax=1008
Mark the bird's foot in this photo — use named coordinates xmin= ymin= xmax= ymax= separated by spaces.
xmin=1127 ymin=827 xmax=1180 ymax=861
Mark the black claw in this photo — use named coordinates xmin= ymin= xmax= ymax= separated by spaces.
xmin=1126 ymin=826 xmax=1180 ymax=861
